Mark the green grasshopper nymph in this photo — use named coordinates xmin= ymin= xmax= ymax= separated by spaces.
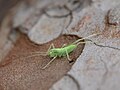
xmin=37 ymin=33 xmax=99 ymax=69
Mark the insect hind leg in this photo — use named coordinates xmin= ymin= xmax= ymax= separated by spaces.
xmin=76 ymin=39 xmax=98 ymax=46
xmin=72 ymin=33 xmax=100 ymax=45
xmin=76 ymin=41 xmax=87 ymax=46
xmin=42 ymin=56 xmax=57 ymax=69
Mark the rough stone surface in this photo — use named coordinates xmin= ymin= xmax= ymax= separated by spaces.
xmin=13 ymin=2 xmax=34 ymax=28
xmin=13 ymin=2 xmax=35 ymax=34
xmin=50 ymin=75 xmax=79 ymax=90
xmin=12 ymin=0 xmax=120 ymax=90
xmin=0 ymin=13 xmax=19 ymax=62
xmin=50 ymin=1 xmax=120 ymax=90
xmin=108 ymin=5 xmax=120 ymax=26
xmin=13 ymin=0 xmax=92 ymax=43
xmin=1 ymin=0 xmax=120 ymax=90
xmin=13 ymin=0 xmax=69 ymax=34
xmin=92 ymin=0 xmax=120 ymax=11
xmin=28 ymin=14 xmax=70 ymax=44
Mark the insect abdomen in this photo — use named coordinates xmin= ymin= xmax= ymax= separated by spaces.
xmin=63 ymin=44 xmax=77 ymax=53
xmin=58 ymin=44 xmax=77 ymax=57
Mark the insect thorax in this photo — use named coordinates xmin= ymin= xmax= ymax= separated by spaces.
xmin=48 ymin=49 xmax=60 ymax=57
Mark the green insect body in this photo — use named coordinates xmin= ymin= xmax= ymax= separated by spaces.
xmin=20 ymin=33 xmax=99 ymax=69
xmin=48 ymin=44 xmax=77 ymax=58
xmin=36 ymin=33 xmax=99 ymax=69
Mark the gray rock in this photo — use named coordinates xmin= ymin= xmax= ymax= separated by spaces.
xmin=5 ymin=0 xmax=120 ymax=90
xmin=65 ymin=7 xmax=106 ymax=36
xmin=27 ymin=0 xmax=92 ymax=44
xmin=13 ymin=0 xmax=69 ymax=34
xmin=0 ymin=13 xmax=20 ymax=62
xmin=92 ymin=0 xmax=120 ymax=11
xmin=14 ymin=0 xmax=92 ymax=44
xmin=50 ymin=3 xmax=120 ymax=90
xmin=108 ymin=5 xmax=120 ymax=26
xmin=50 ymin=75 xmax=79 ymax=90
xmin=13 ymin=2 xmax=35 ymax=34
xmin=28 ymin=14 xmax=70 ymax=44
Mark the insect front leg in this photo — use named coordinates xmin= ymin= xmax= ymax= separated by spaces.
xmin=47 ymin=43 xmax=55 ymax=52
xmin=42 ymin=56 xmax=57 ymax=69
xmin=51 ymin=43 xmax=55 ymax=48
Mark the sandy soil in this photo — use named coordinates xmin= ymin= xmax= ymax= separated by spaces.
xmin=0 ymin=34 xmax=84 ymax=90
